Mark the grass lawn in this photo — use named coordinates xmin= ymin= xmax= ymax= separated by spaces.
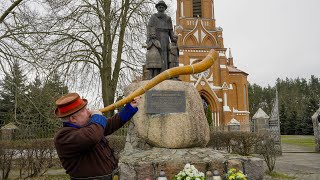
xmin=266 ymin=171 xmax=295 ymax=179
xmin=281 ymin=135 xmax=315 ymax=148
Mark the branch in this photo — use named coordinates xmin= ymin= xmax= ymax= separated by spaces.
xmin=0 ymin=0 xmax=23 ymax=24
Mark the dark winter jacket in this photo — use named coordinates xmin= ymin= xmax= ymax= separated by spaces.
xmin=54 ymin=104 xmax=138 ymax=178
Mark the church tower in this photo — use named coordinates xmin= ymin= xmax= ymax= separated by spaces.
xmin=175 ymin=0 xmax=250 ymax=130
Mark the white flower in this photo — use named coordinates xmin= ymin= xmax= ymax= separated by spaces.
xmin=185 ymin=163 xmax=191 ymax=169
xmin=192 ymin=170 xmax=198 ymax=175
xmin=174 ymin=163 xmax=205 ymax=180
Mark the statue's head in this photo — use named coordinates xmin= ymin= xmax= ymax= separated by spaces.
xmin=172 ymin=35 xmax=178 ymax=42
xmin=150 ymin=32 xmax=156 ymax=38
xmin=155 ymin=0 xmax=167 ymax=13
xmin=149 ymin=27 xmax=157 ymax=38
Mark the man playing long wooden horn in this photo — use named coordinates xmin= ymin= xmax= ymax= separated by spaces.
xmin=54 ymin=93 xmax=141 ymax=179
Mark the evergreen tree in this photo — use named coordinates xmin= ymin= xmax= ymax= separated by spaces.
xmin=27 ymin=72 xmax=68 ymax=138
xmin=295 ymin=114 xmax=303 ymax=135
xmin=248 ymin=83 xmax=275 ymax=118
xmin=248 ymin=83 xmax=264 ymax=118
xmin=279 ymin=104 xmax=287 ymax=134
xmin=0 ymin=61 xmax=28 ymax=126
xmin=41 ymin=72 xmax=68 ymax=137
xmin=249 ymin=76 xmax=320 ymax=135
xmin=27 ymin=77 xmax=48 ymax=137
xmin=0 ymin=67 xmax=68 ymax=138
xmin=286 ymin=110 xmax=297 ymax=135
xmin=301 ymin=97 xmax=319 ymax=135
xmin=309 ymin=75 xmax=320 ymax=105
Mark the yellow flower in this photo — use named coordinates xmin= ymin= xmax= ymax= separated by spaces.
xmin=226 ymin=168 xmax=246 ymax=180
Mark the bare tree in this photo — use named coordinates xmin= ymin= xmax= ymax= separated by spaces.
xmin=0 ymin=0 xmax=23 ymax=23
xmin=38 ymin=0 xmax=153 ymax=115
xmin=0 ymin=0 xmax=45 ymax=77
xmin=0 ymin=1 xmax=66 ymax=136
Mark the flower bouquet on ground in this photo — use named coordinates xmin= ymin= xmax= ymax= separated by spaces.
xmin=225 ymin=168 xmax=247 ymax=180
xmin=173 ymin=163 xmax=205 ymax=180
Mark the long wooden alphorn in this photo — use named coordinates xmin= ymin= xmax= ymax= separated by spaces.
xmin=99 ymin=49 xmax=219 ymax=113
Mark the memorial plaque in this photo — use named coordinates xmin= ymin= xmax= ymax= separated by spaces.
xmin=146 ymin=90 xmax=186 ymax=114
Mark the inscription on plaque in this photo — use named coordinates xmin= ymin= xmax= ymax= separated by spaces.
xmin=146 ymin=90 xmax=186 ymax=114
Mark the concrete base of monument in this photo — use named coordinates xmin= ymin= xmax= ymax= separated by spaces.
xmin=118 ymin=147 xmax=264 ymax=180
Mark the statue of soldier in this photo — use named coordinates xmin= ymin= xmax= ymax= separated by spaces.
xmin=147 ymin=0 xmax=174 ymax=72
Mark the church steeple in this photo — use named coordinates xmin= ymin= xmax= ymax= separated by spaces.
xmin=176 ymin=0 xmax=249 ymax=130
xmin=228 ymin=48 xmax=234 ymax=66
xmin=229 ymin=48 xmax=233 ymax=59
xmin=176 ymin=0 xmax=216 ymax=31
xmin=193 ymin=0 xmax=202 ymax=17
xmin=176 ymin=0 xmax=221 ymax=49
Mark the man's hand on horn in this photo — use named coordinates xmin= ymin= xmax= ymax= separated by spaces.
xmin=130 ymin=97 xmax=141 ymax=108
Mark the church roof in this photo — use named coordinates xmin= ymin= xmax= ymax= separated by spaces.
xmin=1 ymin=122 xmax=19 ymax=130
xmin=252 ymin=108 xmax=270 ymax=119
xmin=227 ymin=118 xmax=240 ymax=125
xmin=227 ymin=66 xmax=249 ymax=75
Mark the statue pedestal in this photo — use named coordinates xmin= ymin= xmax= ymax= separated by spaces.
xmin=119 ymin=148 xmax=264 ymax=180
xmin=124 ymin=80 xmax=210 ymax=149
xmin=120 ymin=80 xmax=264 ymax=179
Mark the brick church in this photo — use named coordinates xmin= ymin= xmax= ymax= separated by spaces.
xmin=175 ymin=0 xmax=250 ymax=129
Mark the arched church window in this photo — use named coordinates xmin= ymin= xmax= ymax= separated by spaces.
xmin=201 ymin=96 xmax=212 ymax=126
xmin=193 ymin=0 xmax=202 ymax=17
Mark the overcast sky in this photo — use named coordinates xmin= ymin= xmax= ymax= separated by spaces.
xmin=171 ymin=0 xmax=320 ymax=87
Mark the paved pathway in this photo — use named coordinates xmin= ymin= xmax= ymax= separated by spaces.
xmin=263 ymin=143 xmax=320 ymax=180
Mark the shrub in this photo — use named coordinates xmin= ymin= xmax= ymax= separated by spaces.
xmin=0 ymin=139 xmax=56 ymax=179
xmin=208 ymin=131 xmax=266 ymax=156
xmin=0 ymin=141 xmax=16 ymax=179
xmin=208 ymin=131 xmax=234 ymax=152
xmin=230 ymin=132 xmax=265 ymax=156
xmin=255 ymin=135 xmax=280 ymax=172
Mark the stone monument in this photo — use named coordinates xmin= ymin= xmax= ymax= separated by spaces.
xmin=118 ymin=81 xmax=264 ymax=180
xmin=312 ymin=108 xmax=320 ymax=152
xmin=118 ymin=1 xmax=263 ymax=179
xmin=124 ymin=80 xmax=210 ymax=149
